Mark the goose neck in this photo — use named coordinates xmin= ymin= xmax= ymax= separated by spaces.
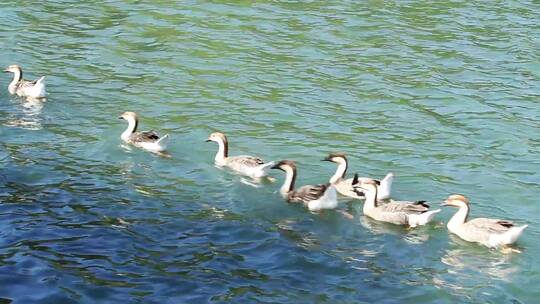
xmin=448 ymin=204 xmax=469 ymax=229
xmin=330 ymin=159 xmax=347 ymax=184
xmin=121 ymin=117 xmax=138 ymax=140
xmin=8 ymin=68 xmax=22 ymax=90
xmin=214 ymin=138 xmax=228 ymax=163
xmin=280 ymin=166 xmax=296 ymax=198
xmin=363 ymin=186 xmax=378 ymax=212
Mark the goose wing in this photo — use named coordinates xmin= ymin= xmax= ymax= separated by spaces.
xmin=466 ymin=218 xmax=514 ymax=235
xmin=288 ymin=184 xmax=329 ymax=204
xmin=17 ymin=79 xmax=39 ymax=90
xmin=378 ymin=200 xmax=430 ymax=215
xmin=227 ymin=155 xmax=265 ymax=168
xmin=131 ymin=130 xmax=160 ymax=143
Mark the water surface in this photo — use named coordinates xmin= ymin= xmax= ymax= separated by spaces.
xmin=0 ymin=1 xmax=539 ymax=303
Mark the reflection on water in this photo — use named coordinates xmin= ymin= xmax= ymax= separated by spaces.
xmin=433 ymin=244 xmax=522 ymax=300
xmin=3 ymin=98 xmax=44 ymax=130
xmin=276 ymin=219 xmax=321 ymax=250
xmin=359 ymin=215 xmax=431 ymax=244
xmin=441 ymin=247 xmax=519 ymax=281
xmin=119 ymin=143 xmax=173 ymax=159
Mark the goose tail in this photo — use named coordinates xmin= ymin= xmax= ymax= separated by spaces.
xmin=378 ymin=172 xmax=394 ymax=200
xmin=503 ymin=224 xmax=528 ymax=245
xmin=155 ymin=134 xmax=170 ymax=151
xmin=30 ymin=76 xmax=47 ymax=98
xmin=254 ymin=161 xmax=275 ymax=177
xmin=36 ymin=76 xmax=46 ymax=85
xmin=323 ymin=185 xmax=338 ymax=205
xmin=308 ymin=185 xmax=338 ymax=211
xmin=409 ymin=209 xmax=440 ymax=227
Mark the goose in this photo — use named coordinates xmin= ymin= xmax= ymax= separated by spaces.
xmin=206 ymin=132 xmax=274 ymax=179
xmin=442 ymin=194 xmax=527 ymax=248
xmin=271 ymin=160 xmax=337 ymax=211
xmin=354 ymin=179 xmax=440 ymax=227
xmin=322 ymin=153 xmax=393 ymax=200
xmin=4 ymin=65 xmax=46 ymax=98
xmin=119 ymin=111 xmax=169 ymax=152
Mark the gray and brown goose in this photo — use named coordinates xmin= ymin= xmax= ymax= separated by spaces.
xmin=4 ymin=65 xmax=46 ymax=98
xmin=206 ymin=132 xmax=274 ymax=179
xmin=119 ymin=111 xmax=169 ymax=152
xmin=442 ymin=194 xmax=527 ymax=248
xmin=271 ymin=160 xmax=337 ymax=211
xmin=354 ymin=179 xmax=440 ymax=227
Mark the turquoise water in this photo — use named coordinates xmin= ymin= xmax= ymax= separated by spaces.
xmin=1 ymin=1 xmax=539 ymax=303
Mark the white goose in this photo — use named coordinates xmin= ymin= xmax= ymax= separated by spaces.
xmin=355 ymin=179 xmax=440 ymax=227
xmin=442 ymin=194 xmax=527 ymax=248
xmin=206 ymin=132 xmax=274 ymax=179
xmin=119 ymin=111 xmax=169 ymax=152
xmin=271 ymin=160 xmax=337 ymax=211
xmin=4 ymin=65 xmax=46 ymax=99
xmin=323 ymin=153 xmax=393 ymax=200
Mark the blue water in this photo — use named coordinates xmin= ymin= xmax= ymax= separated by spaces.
xmin=1 ymin=1 xmax=539 ymax=303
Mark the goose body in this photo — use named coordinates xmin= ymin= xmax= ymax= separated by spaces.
xmin=206 ymin=132 xmax=274 ymax=179
xmin=443 ymin=194 xmax=527 ymax=248
xmin=119 ymin=112 xmax=169 ymax=152
xmin=271 ymin=160 xmax=337 ymax=211
xmin=355 ymin=180 xmax=440 ymax=227
xmin=4 ymin=65 xmax=46 ymax=98
xmin=323 ymin=153 xmax=393 ymax=200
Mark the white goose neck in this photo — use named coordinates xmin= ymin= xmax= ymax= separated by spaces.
xmin=214 ymin=139 xmax=228 ymax=164
xmin=330 ymin=159 xmax=347 ymax=184
xmin=121 ymin=117 xmax=138 ymax=141
xmin=280 ymin=166 xmax=296 ymax=198
xmin=447 ymin=205 xmax=469 ymax=229
xmin=363 ymin=187 xmax=378 ymax=213
xmin=8 ymin=69 xmax=22 ymax=92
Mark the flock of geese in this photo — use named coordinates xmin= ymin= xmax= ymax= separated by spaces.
xmin=3 ymin=65 xmax=528 ymax=252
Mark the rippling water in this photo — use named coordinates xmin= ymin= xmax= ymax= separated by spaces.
xmin=1 ymin=1 xmax=539 ymax=303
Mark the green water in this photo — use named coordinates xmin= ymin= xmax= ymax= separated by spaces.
xmin=0 ymin=1 xmax=539 ymax=303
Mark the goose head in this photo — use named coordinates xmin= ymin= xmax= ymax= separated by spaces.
xmin=353 ymin=178 xmax=378 ymax=195
xmin=119 ymin=111 xmax=138 ymax=122
xmin=206 ymin=132 xmax=227 ymax=144
xmin=322 ymin=152 xmax=347 ymax=164
xmin=271 ymin=160 xmax=297 ymax=195
xmin=271 ymin=160 xmax=296 ymax=172
xmin=442 ymin=194 xmax=469 ymax=208
xmin=323 ymin=152 xmax=349 ymax=183
xmin=3 ymin=64 xmax=22 ymax=74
